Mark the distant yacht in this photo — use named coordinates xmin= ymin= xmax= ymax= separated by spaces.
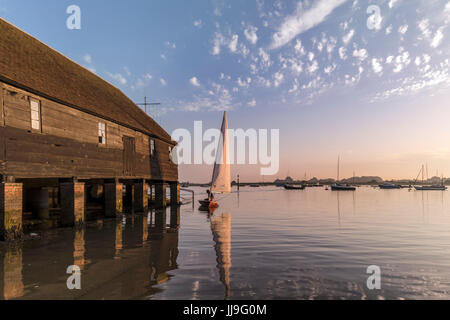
xmin=414 ymin=185 xmax=447 ymax=191
xmin=331 ymin=156 xmax=356 ymax=191
xmin=413 ymin=165 xmax=447 ymax=191
xmin=379 ymin=183 xmax=401 ymax=189
xmin=284 ymin=184 xmax=306 ymax=190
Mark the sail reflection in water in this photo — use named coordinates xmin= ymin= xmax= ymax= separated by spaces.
xmin=210 ymin=212 xmax=232 ymax=299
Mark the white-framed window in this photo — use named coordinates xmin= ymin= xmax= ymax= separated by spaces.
xmin=150 ymin=139 xmax=155 ymax=156
xmin=30 ymin=99 xmax=41 ymax=131
xmin=98 ymin=122 xmax=106 ymax=144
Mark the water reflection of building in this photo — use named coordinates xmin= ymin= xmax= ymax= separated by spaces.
xmin=0 ymin=206 xmax=181 ymax=299
xmin=148 ymin=207 xmax=180 ymax=286
xmin=74 ymin=228 xmax=86 ymax=269
xmin=210 ymin=212 xmax=232 ymax=299
xmin=1 ymin=244 xmax=24 ymax=300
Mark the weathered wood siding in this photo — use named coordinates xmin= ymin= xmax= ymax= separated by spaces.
xmin=0 ymin=82 xmax=178 ymax=181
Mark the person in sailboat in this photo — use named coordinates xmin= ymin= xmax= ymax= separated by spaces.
xmin=205 ymin=189 xmax=215 ymax=202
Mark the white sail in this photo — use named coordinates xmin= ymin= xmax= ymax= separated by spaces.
xmin=211 ymin=111 xmax=231 ymax=194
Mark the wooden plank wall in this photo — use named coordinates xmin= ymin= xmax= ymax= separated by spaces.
xmin=0 ymin=82 xmax=178 ymax=181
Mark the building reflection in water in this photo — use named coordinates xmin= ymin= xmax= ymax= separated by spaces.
xmin=148 ymin=207 xmax=180 ymax=286
xmin=74 ymin=228 xmax=86 ymax=269
xmin=0 ymin=205 xmax=181 ymax=299
xmin=1 ymin=244 xmax=24 ymax=300
xmin=114 ymin=219 xmax=123 ymax=259
xmin=210 ymin=211 xmax=232 ymax=299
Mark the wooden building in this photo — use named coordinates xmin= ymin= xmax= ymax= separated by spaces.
xmin=0 ymin=18 xmax=179 ymax=240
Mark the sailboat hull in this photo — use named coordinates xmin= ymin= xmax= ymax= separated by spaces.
xmin=414 ymin=186 xmax=447 ymax=191
xmin=331 ymin=184 xmax=356 ymax=191
xmin=198 ymin=200 xmax=220 ymax=208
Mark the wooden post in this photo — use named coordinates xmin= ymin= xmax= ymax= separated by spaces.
xmin=169 ymin=205 xmax=180 ymax=231
xmin=134 ymin=180 xmax=148 ymax=213
xmin=0 ymin=182 xmax=23 ymax=241
xmin=155 ymin=183 xmax=167 ymax=208
xmin=170 ymin=182 xmax=180 ymax=206
xmin=60 ymin=182 xmax=85 ymax=227
xmin=149 ymin=208 xmax=167 ymax=240
xmin=104 ymin=181 xmax=123 ymax=218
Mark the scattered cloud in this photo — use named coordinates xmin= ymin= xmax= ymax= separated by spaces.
xmin=431 ymin=27 xmax=445 ymax=48
xmin=160 ymin=78 xmax=167 ymax=86
xmin=244 ymin=25 xmax=258 ymax=45
xmin=342 ymin=29 xmax=355 ymax=45
xmin=83 ymin=54 xmax=92 ymax=64
xmin=190 ymin=77 xmax=201 ymax=87
xmin=193 ymin=19 xmax=203 ymax=28
xmin=270 ymin=0 xmax=347 ymax=49
xmin=371 ymin=58 xmax=383 ymax=74
xmin=107 ymin=72 xmax=127 ymax=85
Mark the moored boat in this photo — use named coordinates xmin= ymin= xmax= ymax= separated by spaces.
xmin=414 ymin=185 xmax=447 ymax=191
xmin=331 ymin=183 xmax=356 ymax=191
xmin=284 ymin=184 xmax=306 ymax=190
xmin=331 ymin=156 xmax=356 ymax=191
xmin=379 ymin=183 xmax=401 ymax=189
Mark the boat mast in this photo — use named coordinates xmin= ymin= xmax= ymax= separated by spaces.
xmin=337 ymin=156 xmax=340 ymax=183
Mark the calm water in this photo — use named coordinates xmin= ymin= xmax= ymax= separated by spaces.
xmin=1 ymin=186 xmax=450 ymax=300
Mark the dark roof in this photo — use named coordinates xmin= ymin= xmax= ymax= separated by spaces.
xmin=0 ymin=18 xmax=174 ymax=144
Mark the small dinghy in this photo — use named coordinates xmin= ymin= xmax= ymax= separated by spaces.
xmin=200 ymin=112 xmax=231 ymax=210
xmin=198 ymin=199 xmax=219 ymax=208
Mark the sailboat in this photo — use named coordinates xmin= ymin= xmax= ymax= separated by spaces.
xmin=198 ymin=112 xmax=231 ymax=209
xmin=331 ymin=156 xmax=356 ymax=191
xmin=413 ymin=165 xmax=447 ymax=191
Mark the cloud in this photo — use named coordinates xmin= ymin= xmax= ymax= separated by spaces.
xmin=165 ymin=41 xmax=176 ymax=49
xmin=107 ymin=72 xmax=127 ymax=85
xmin=294 ymin=40 xmax=306 ymax=55
xmin=258 ymin=48 xmax=272 ymax=68
xmin=388 ymin=0 xmax=400 ymax=8
xmin=190 ymin=77 xmax=201 ymax=87
xmin=386 ymin=48 xmax=411 ymax=73
xmin=83 ymin=54 xmax=92 ymax=64
xmin=193 ymin=20 xmax=203 ymax=28
xmin=273 ymin=72 xmax=284 ymax=87
xmin=339 ymin=47 xmax=347 ymax=60
xmin=324 ymin=64 xmax=337 ymax=74
xmin=342 ymin=29 xmax=355 ymax=45
xmin=270 ymin=0 xmax=347 ymax=49
xmin=371 ymin=58 xmax=383 ymax=74
xmin=353 ymin=48 xmax=368 ymax=61
xmin=160 ymin=78 xmax=167 ymax=86
xmin=212 ymin=32 xmax=243 ymax=55
xmin=431 ymin=27 xmax=445 ymax=48
xmin=237 ymin=77 xmax=252 ymax=88
xmin=385 ymin=25 xmax=393 ymax=35
xmin=244 ymin=25 xmax=258 ymax=45
xmin=307 ymin=60 xmax=319 ymax=73
xmin=160 ymin=54 xmax=167 ymax=60
xmin=398 ymin=24 xmax=408 ymax=35
xmin=229 ymin=34 xmax=239 ymax=52
xmin=247 ymin=99 xmax=257 ymax=107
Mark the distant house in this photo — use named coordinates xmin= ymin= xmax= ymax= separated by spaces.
xmin=0 ymin=18 xmax=178 ymax=240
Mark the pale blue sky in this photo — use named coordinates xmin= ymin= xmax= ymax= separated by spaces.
xmin=1 ymin=0 xmax=450 ymax=181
